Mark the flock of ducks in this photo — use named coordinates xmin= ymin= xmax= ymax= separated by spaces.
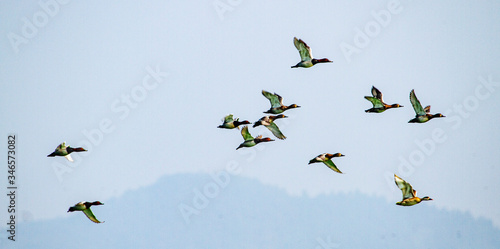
xmin=218 ymin=37 xmax=443 ymax=207
xmin=47 ymin=37 xmax=442 ymax=224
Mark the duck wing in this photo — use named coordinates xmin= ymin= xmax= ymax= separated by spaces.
xmin=64 ymin=154 xmax=74 ymax=162
xmin=265 ymin=122 xmax=286 ymax=140
xmin=223 ymin=114 xmax=234 ymax=123
xmin=394 ymin=174 xmax=416 ymax=200
xmin=424 ymin=105 xmax=431 ymax=113
xmin=371 ymin=86 xmax=384 ymax=101
xmin=323 ymin=159 xmax=343 ymax=174
xmin=82 ymin=208 xmax=103 ymax=223
xmin=262 ymin=90 xmax=282 ymax=108
xmin=364 ymin=96 xmax=385 ymax=108
xmin=240 ymin=126 xmax=254 ymax=141
xmin=55 ymin=142 xmax=68 ymax=153
xmin=293 ymin=37 xmax=313 ymax=62
xmin=409 ymin=90 xmax=426 ymax=116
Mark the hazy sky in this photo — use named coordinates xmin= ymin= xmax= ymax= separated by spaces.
xmin=1 ymin=0 xmax=500 ymax=248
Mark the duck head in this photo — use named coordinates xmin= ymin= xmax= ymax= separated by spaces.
xmin=432 ymin=113 xmax=445 ymax=118
xmin=332 ymin=153 xmax=345 ymax=158
xmin=312 ymin=58 xmax=332 ymax=65
xmin=235 ymin=120 xmax=251 ymax=126
xmin=90 ymin=201 xmax=104 ymax=206
xmin=287 ymin=104 xmax=300 ymax=109
xmin=67 ymin=147 xmax=87 ymax=153
xmin=274 ymin=114 xmax=288 ymax=120
xmin=256 ymin=137 xmax=274 ymax=144
xmin=421 ymin=196 xmax=433 ymax=201
xmin=390 ymin=104 xmax=403 ymax=108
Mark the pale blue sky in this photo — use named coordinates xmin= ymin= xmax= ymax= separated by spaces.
xmin=1 ymin=0 xmax=500 ymax=248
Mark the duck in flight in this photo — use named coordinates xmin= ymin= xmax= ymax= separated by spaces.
xmin=291 ymin=37 xmax=332 ymax=68
xmin=262 ymin=90 xmax=300 ymax=114
xmin=364 ymin=86 xmax=403 ymax=113
xmin=253 ymin=114 xmax=287 ymax=140
xmin=408 ymin=89 xmax=445 ymax=123
xmin=47 ymin=142 xmax=87 ymax=162
xmin=308 ymin=153 xmax=345 ymax=174
xmin=394 ymin=174 xmax=433 ymax=206
xmin=67 ymin=201 xmax=104 ymax=223
xmin=236 ymin=126 xmax=274 ymax=150
xmin=218 ymin=114 xmax=251 ymax=129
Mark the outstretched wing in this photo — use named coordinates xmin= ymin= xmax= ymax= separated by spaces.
xmin=394 ymin=174 xmax=416 ymax=200
xmin=364 ymin=96 xmax=384 ymax=108
xmin=240 ymin=126 xmax=254 ymax=141
xmin=293 ymin=37 xmax=313 ymax=62
xmin=409 ymin=90 xmax=426 ymax=116
xmin=265 ymin=122 xmax=286 ymax=140
xmin=56 ymin=142 xmax=67 ymax=152
xmin=323 ymin=159 xmax=343 ymax=174
xmin=82 ymin=208 xmax=103 ymax=223
xmin=262 ymin=90 xmax=282 ymax=108
xmin=223 ymin=114 xmax=234 ymax=123
xmin=64 ymin=154 xmax=74 ymax=162
xmin=371 ymin=86 xmax=383 ymax=101
xmin=424 ymin=105 xmax=431 ymax=113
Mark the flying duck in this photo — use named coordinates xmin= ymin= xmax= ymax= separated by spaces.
xmin=308 ymin=153 xmax=345 ymax=174
xmin=218 ymin=114 xmax=251 ymax=129
xmin=408 ymin=89 xmax=445 ymax=123
xmin=262 ymin=90 xmax=300 ymax=114
xmin=253 ymin=114 xmax=287 ymax=140
xmin=291 ymin=37 xmax=332 ymax=68
xmin=68 ymin=201 xmax=104 ymax=223
xmin=364 ymin=86 xmax=403 ymax=113
xmin=47 ymin=142 xmax=87 ymax=162
xmin=236 ymin=126 xmax=274 ymax=150
xmin=394 ymin=174 xmax=433 ymax=206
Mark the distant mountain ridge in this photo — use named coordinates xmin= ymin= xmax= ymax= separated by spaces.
xmin=5 ymin=173 xmax=500 ymax=249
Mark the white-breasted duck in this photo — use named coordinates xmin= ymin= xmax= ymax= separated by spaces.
xmin=364 ymin=86 xmax=403 ymax=113
xmin=47 ymin=142 xmax=87 ymax=162
xmin=67 ymin=201 xmax=104 ymax=223
xmin=291 ymin=37 xmax=332 ymax=68
xmin=253 ymin=114 xmax=287 ymax=140
xmin=236 ymin=126 xmax=274 ymax=150
xmin=308 ymin=153 xmax=345 ymax=174
xmin=262 ymin=90 xmax=300 ymax=114
xmin=394 ymin=174 xmax=433 ymax=206
xmin=408 ymin=89 xmax=445 ymax=123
